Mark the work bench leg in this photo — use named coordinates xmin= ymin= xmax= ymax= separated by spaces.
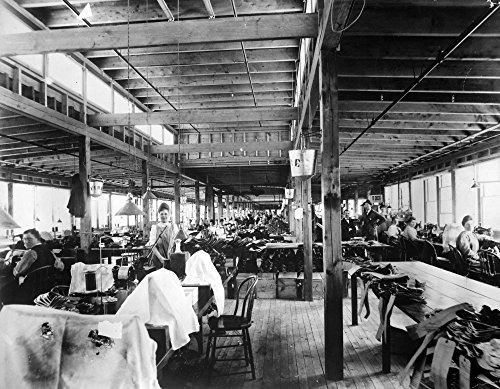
xmin=381 ymin=297 xmax=393 ymax=373
xmin=351 ymin=275 xmax=358 ymax=326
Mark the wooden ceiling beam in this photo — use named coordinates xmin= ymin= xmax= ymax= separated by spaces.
xmin=0 ymin=87 xmax=179 ymax=174
xmin=88 ymin=107 xmax=298 ymax=126
xmin=339 ymin=76 xmax=500 ymax=94
xmin=91 ymin=47 xmax=298 ymax=69
xmin=339 ymin=90 xmax=500 ymax=105
xmin=337 ymin=58 xmax=500 ymax=79
xmin=33 ymin=0 xmax=304 ymax=27
xmin=134 ymin=83 xmax=293 ymax=98
xmin=107 ymin=61 xmax=295 ymax=79
xmin=119 ymin=72 xmax=294 ymax=90
xmin=148 ymin=100 xmax=292 ymax=110
xmin=182 ymin=156 xmax=288 ymax=167
xmin=0 ymin=13 xmax=318 ymax=56
xmin=339 ymin=111 xmax=500 ymax=124
xmin=338 ymin=101 xmax=500 ymax=115
xmin=151 ymin=140 xmax=292 ymax=154
xmin=344 ymin=5 xmax=499 ymax=37
xmin=84 ymin=39 xmax=299 ymax=58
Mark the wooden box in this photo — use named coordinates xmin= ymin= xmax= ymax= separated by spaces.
xmin=256 ymin=273 xmax=276 ymax=299
xmin=297 ymin=272 xmax=324 ymax=299
xmin=277 ymin=272 xmax=298 ymax=299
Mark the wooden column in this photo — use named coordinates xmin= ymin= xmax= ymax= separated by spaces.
xmin=7 ymin=182 xmax=13 ymax=216
xmin=141 ymin=160 xmax=150 ymax=238
xmin=174 ymin=174 xmax=181 ymax=225
xmin=195 ymin=181 xmax=200 ymax=225
xmin=302 ymin=177 xmax=313 ymax=301
xmin=354 ymin=189 xmax=359 ymax=217
xmin=450 ymin=161 xmax=456 ymax=223
xmin=206 ymin=184 xmax=214 ymax=222
xmin=294 ymin=178 xmax=303 ymax=241
xmin=320 ymin=49 xmax=343 ymax=381
xmin=217 ymin=193 xmax=223 ymax=222
xmin=78 ymin=136 xmax=92 ymax=253
xmin=226 ymin=195 xmax=231 ymax=219
xmin=108 ymin=193 xmax=112 ymax=228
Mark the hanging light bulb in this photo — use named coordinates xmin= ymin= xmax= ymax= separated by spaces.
xmin=115 ymin=193 xmax=145 ymax=216
xmin=142 ymin=187 xmax=157 ymax=201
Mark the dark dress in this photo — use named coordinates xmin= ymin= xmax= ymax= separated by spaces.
xmin=359 ymin=209 xmax=386 ymax=241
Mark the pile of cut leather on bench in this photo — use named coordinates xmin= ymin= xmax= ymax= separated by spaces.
xmin=400 ymin=304 xmax=500 ymax=389
xmin=351 ymin=263 xmax=426 ymax=321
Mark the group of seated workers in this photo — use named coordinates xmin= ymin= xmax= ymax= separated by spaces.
xmin=0 ymin=229 xmax=60 ymax=305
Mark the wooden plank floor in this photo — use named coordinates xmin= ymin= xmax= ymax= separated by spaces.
xmin=160 ymin=292 xmax=411 ymax=388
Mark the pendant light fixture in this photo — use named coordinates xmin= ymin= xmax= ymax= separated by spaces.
xmin=471 ymin=164 xmax=480 ymax=190
xmin=142 ymin=186 xmax=157 ymax=201
xmin=0 ymin=208 xmax=21 ymax=229
xmin=115 ymin=193 xmax=145 ymax=216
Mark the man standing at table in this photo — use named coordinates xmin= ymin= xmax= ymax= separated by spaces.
xmin=359 ymin=200 xmax=386 ymax=241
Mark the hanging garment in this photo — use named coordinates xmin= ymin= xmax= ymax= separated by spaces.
xmin=67 ymin=174 xmax=86 ymax=218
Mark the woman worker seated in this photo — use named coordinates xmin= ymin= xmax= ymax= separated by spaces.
xmin=147 ymin=202 xmax=178 ymax=270
xmin=455 ymin=215 xmax=494 ymax=265
xmin=402 ymin=216 xmax=422 ymax=241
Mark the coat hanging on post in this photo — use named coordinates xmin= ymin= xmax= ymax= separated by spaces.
xmin=67 ymin=174 xmax=86 ymax=218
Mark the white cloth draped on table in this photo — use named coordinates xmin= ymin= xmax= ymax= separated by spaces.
xmin=183 ymin=250 xmax=225 ymax=317
xmin=117 ymin=268 xmax=199 ymax=350
xmin=69 ymin=263 xmax=115 ymax=294
xmin=0 ymin=305 xmax=160 ymax=389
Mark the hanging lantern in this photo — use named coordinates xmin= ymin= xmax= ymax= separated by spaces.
xmin=289 ymin=149 xmax=317 ymax=180
xmin=89 ymin=176 xmax=104 ymax=197
xmin=284 ymin=188 xmax=295 ymax=199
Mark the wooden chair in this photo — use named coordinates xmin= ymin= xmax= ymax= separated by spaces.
xmin=401 ymin=237 xmax=419 ymax=261
xmin=205 ymin=275 xmax=258 ymax=380
xmin=479 ymin=250 xmax=500 ymax=286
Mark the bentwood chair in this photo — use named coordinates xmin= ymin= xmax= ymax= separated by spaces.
xmin=205 ymin=275 xmax=258 ymax=380
xmin=479 ymin=250 xmax=500 ymax=286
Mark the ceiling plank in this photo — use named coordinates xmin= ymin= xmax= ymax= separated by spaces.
xmin=88 ymin=107 xmax=298 ymax=126
xmin=0 ymin=13 xmax=318 ymax=56
xmin=151 ymin=140 xmax=292 ymax=154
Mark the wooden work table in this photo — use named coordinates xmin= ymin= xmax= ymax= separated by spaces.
xmin=369 ymin=261 xmax=500 ymax=373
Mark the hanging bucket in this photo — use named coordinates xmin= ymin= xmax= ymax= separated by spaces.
xmin=284 ymin=188 xmax=295 ymax=199
xmin=89 ymin=176 xmax=104 ymax=197
xmin=289 ymin=149 xmax=317 ymax=180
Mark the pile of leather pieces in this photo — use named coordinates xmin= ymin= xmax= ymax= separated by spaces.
xmin=399 ymin=304 xmax=500 ymax=389
xmin=352 ymin=263 xmax=426 ymax=321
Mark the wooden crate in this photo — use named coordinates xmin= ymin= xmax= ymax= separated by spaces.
xmin=256 ymin=273 xmax=276 ymax=299
xmin=297 ymin=272 xmax=324 ymax=299
xmin=277 ymin=272 xmax=298 ymax=299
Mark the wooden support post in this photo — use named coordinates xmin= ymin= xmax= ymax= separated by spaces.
xmin=195 ymin=181 xmax=200 ymax=226
xmin=226 ymin=195 xmax=231 ymax=220
xmin=7 ymin=182 xmax=14 ymax=217
xmin=142 ymin=160 xmax=150 ymax=238
xmin=450 ymin=160 xmax=456 ymax=223
xmin=217 ymin=193 xmax=223 ymax=223
xmin=108 ymin=193 xmax=112 ymax=228
xmin=78 ymin=136 xmax=92 ymax=253
xmin=320 ymin=49 xmax=343 ymax=381
xmin=354 ymin=189 xmax=359 ymax=217
xmin=294 ymin=178 xmax=303 ymax=241
xmin=302 ymin=177 xmax=313 ymax=301
xmin=206 ymin=184 xmax=214 ymax=222
xmin=174 ymin=174 xmax=181 ymax=225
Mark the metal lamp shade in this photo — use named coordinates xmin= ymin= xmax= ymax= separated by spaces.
xmin=115 ymin=195 xmax=145 ymax=216
xmin=142 ymin=187 xmax=157 ymax=201
xmin=0 ymin=208 xmax=21 ymax=228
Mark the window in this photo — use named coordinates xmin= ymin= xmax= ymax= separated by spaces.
xmin=114 ymin=91 xmax=134 ymax=113
xmin=411 ymin=178 xmax=424 ymax=223
xmin=0 ymin=8 xmax=44 ymax=73
xmin=424 ymin=177 xmax=438 ymax=224
xmin=438 ymin=173 xmax=452 ymax=226
xmin=477 ymin=158 xmax=500 ymax=230
xmin=47 ymin=53 xmax=83 ymax=95
xmin=13 ymin=183 xmax=35 ymax=229
xmin=455 ymin=165 xmax=478 ymax=224
xmin=87 ymin=72 xmax=112 ymax=111
xmin=400 ymin=182 xmax=410 ymax=210
xmin=164 ymin=129 xmax=174 ymax=145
